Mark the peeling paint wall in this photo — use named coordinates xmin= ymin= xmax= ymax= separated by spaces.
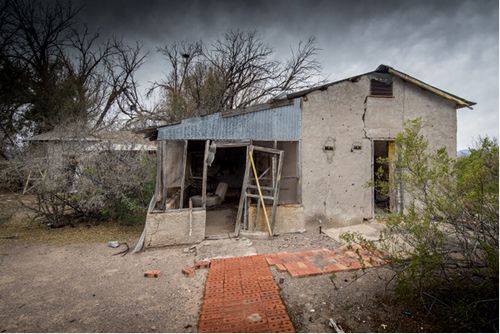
xmin=300 ymin=76 xmax=457 ymax=226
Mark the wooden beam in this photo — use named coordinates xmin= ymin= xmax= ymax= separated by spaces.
xmin=297 ymin=140 xmax=302 ymax=204
xmin=270 ymin=151 xmax=284 ymax=232
xmin=201 ymin=140 xmax=210 ymax=208
xmin=246 ymin=184 xmax=274 ymax=191
xmin=154 ymin=141 xmax=164 ymax=206
xmin=179 ymin=140 xmax=188 ymax=209
xmin=161 ymin=141 xmax=169 ymax=210
xmin=235 ymin=145 xmax=251 ymax=235
xmin=245 ymin=193 xmax=275 ymax=201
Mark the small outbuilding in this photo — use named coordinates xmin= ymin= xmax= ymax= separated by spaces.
xmin=23 ymin=129 xmax=156 ymax=193
xmin=135 ymin=64 xmax=475 ymax=249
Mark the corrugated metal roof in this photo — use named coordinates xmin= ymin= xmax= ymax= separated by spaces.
xmin=157 ymin=98 xmax=301 ymax=141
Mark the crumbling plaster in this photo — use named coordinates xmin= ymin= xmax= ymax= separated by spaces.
xmin=300 ymin=76 xmax=457 ymax=227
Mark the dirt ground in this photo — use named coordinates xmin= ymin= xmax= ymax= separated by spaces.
xmin=0 ymin=193 xmax=442 ymax=333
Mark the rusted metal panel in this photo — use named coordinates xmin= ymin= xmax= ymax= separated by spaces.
xmin=157 ymin=98 xmax=301 ymax=141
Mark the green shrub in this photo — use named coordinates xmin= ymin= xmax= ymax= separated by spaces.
xmin=374 ymin=119 xmax=498 ymax=332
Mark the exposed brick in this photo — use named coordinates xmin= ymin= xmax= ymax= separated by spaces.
xmin=143 ymin=270 xmax=161 ymax=278
xmin=181 ymin=266 xmax=195 ymax=277
xmin=198 ymin=254 xmax=295 ymax=333
xmin=194 ymin=260 xmax=211 ymax=269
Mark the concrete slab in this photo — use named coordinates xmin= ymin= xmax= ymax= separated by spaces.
xmin=323 ymin=223 xmax=385 ymax=243
xmin=195 ymin=238 xmax=257 ymax=262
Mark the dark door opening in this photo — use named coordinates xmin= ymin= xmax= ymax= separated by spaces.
xmin=204 ymin=146 xmax=247 ymax=237
xmin=373 ymin=140 xmax=394 ymax=213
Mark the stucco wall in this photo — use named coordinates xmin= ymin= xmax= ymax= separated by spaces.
xmin=300 ymin=76 xmax=457 ymax=226
xmin=248 ymin=204 xmax=305 ymax=234
xmin=144 ymin=209 xmax=206 ymax=247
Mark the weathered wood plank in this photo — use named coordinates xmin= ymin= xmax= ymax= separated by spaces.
xmin=271 ymin=151 xmax=284 ymax=232
xmin=201 ymin=140 xmax=210 ymax=208
xmin=179 ymin=140 xmax=188 ymax=209
xmin=235 ymin=145 xmax=251 ymax=235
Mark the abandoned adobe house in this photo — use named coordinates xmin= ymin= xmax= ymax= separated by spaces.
xmin=135 ymin=64 xmax=475 ymax=249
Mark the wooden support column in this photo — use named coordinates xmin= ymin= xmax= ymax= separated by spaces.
xmin=235 ymin=145 xmax=251 ymax=234
xmin=201 ymin=140 xmax=210 ymax=208
xmin=270 ymin=151 xmax=284 ymax=232
xmin=161 ymin=141 xmax=169 ymax=210
xmin=179 ymin=140 xmax=188 ymax=209
xmin=154 ymin=141 xmax=164 ymax=209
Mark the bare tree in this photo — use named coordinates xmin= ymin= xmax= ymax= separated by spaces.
xmin=0 ymin=0 xmax=147 ymax=144
xmin=144 ymin=30 xmax=322 ymax=123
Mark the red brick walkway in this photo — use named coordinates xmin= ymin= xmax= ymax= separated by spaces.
xmin=198 ymin=246 xmax=386 ymax=333
xmin=199 ymin=255 xmax=295 ymax=333
xmin=265 ymin=247 xmax=386 ymax=277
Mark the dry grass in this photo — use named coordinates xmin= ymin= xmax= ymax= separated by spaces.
xmin=0 ymin=193 xmax=143 ymax=245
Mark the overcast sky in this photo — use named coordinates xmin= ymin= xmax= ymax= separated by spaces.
xmin=76 ymin=0 xmax=498 ymax=150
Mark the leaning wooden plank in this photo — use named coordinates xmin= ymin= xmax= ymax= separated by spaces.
xmin=235 ymin=146 xmax=251 ymax=234
xmin=131 ymin=229 xmax=145 ymax=254
xmin=131 ymin=195 xmax=156 ymax=254
xmin=250 ymin=150 xmax=273 ymax=237
xmin=201 ymin=140 xmax=210 ymax=208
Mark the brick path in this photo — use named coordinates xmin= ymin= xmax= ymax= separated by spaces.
xmin=198 ymin=246 xmax=386 ymax=333
xmin=265 ymin=247 xmax=386 ymax=277
xmin=199 ymin=255 xmax=295 ymax=333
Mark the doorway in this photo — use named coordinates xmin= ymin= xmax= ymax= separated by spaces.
xmin=204 ymin=146 xmax=247 ymax=237
xmin=373 ymin=140 xmax=395 ymax=213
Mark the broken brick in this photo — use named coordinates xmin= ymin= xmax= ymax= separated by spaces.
xmin=194 ymin=260 xmax=211 ymax=269
xmin=144 ymin=270 xmax=161 ymax=278
xmin=182 ymin=266 xmax=195 ymax=277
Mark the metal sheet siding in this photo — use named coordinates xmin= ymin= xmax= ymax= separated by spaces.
xmin=157 ymin=98 xmax=301 ymax=141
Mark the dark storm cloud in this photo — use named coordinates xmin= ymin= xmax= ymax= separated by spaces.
xmin=74 ymin=0 xmax=499 ymax=149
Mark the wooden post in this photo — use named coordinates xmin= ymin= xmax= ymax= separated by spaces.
xmin=179 ymin=140 xmax=188 ymax=209
xmin=188 ymin=198 xmax=193 ymax=236
xmin=270 ymin=151 xmax=283 ymax=232
xmin=161 ymin=141 xmax=169 ymax=210
xmin=154 ymin=141 xmax=164 ymax=208
xmin=296 ymin=140 xmax=302 ymax=204
xmin=201 ymin=140 xmax=210 ymax=208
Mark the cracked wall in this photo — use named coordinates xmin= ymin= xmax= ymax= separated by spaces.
xmin=300 ymin=75 xmax=457 ymax=227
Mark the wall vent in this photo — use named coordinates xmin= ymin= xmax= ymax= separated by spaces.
xmin=370 ymin=79 xmax=393 ymax=97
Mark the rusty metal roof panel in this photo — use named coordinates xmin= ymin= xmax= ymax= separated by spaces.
xmin=157 ymin=98 xmax=301 ymax=141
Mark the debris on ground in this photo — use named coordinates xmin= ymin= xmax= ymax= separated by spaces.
xmin=144 ymin=270 xmax=161 ymax=278
xmin=183 ymin=246 xmax=196 ymax=253
xmin=194 ymin=260 xmax=210 ymax=269
xmin=182 ymin=266 xmax=195 ymax=277
xmin=112 ymin=242 xmax=130 ymax=256
xmin=328 ymin=318 xmax=345 ymax=333
xmin=107 ymin=241 xmax=120 ymax=248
